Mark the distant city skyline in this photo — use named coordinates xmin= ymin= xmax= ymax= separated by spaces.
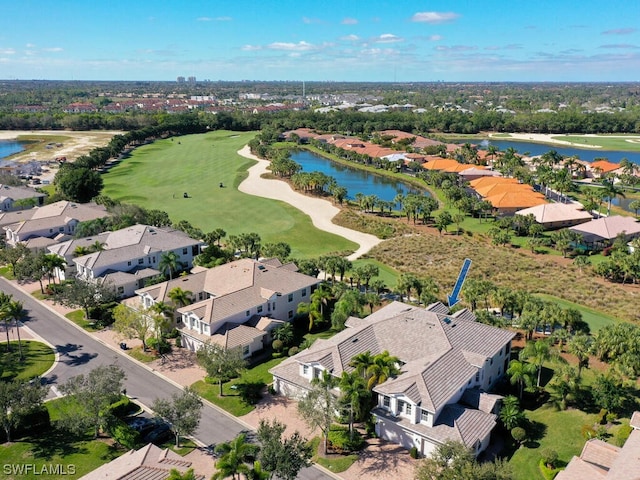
xmin=1 ymin=0 xmax=639 ymax=82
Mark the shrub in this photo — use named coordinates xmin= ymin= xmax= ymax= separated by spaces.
xmin=597 ymin=408 xmax=608 ymax=425
xmin=581 ymin=424 xmax=597 ymax=440
xmin=288 ymin=346 xmax=299 ymax=356
xmin=165 ymin=328 xmax=180 ymax=339
xmin=614 ymin=424 xmax=632 ymax=446
xmin=538 ymin=458 xmax=563 ymax=480
xmin=541 ymin=448 xmax=558 ymax=468
xmin=268 ymin=384 xmax=277 ymax=395
xmin=409 ymin=446 xmax=420 ymax=459
xmin=364 ymin=417 xmax=376 ymax=437
xmin=328 ymin=425 xmax=365 ymax=452
xmin=174 ymin=336 xmax=182 ymax=348
xmin=109 ymin=396 xmax=132 ymax=418
xmin=237 ymin=381 xmax=265 ymax=405
xmin=511 ymin=426 xmax=527 ymax=445
xmin=108 ymin=419 xmax=140 ymax=450
xmin=272 ymin=339 xmax=284 ymax=352
xmin=147 ymin=337 xmax=171 ymax=354
xmin=606 ymin=412 xmax=617 ymax=423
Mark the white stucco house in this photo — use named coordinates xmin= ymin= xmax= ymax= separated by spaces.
xmin=270 ymin=301 xmax=515 ymax=458
xmin=54 ymin=224 xmax=204 ymax=298
xmin=133 ymin=257 xmax=321 ymax=357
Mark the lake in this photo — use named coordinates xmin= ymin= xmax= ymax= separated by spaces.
xmin=464 ymin=138 xmax=640 ymax=165
xmin=290 ymin=150 xmax=422 ymax=202
xmin=0 ymin=140 xmax=24 ymax=161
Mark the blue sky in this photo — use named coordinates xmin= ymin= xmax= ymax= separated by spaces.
xmin=1 ymin=0 xmax=639 ymax=82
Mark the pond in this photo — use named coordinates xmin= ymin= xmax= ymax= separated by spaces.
xmin=0 ymin=140 xmax=24 ymax=162
xmin=290 ymin=150 xmax=423 ymax=203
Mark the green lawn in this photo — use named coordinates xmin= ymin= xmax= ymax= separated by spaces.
xmin=191 ymin=356 xmax=285 ymax=416
xmin=536 ymin=294 xmax=619 ymax=332
xmin=350 ymin=258 xmax=399 ymax=288
xmin=509 ymin=406 xmax=597 ymax=480
xmin=64 ymin=309 xmax=102 ymax=332
xmin=1 ymin=340 xmax=55 ymax=381
xmin=101 ymin=131 xmax=356 ymax=258
xmin=550 ymin=134 xmax=640 ymax=151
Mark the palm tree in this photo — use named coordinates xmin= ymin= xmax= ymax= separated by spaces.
xmin=73 ymin=245 xmax=91 ymax=257
xmin=5 ymin=300 xmax=25 ymax=360
xmin=507 ymin=359 xmax=536 ymax=399
xmin=519 ymin=339 xmax=558 ymax=387
xmin=567 ymin=333 xmax=593 ymax=379
xmin=271 ymin=322 xmax=294 ymax=347
xmin=600 ymin=178 xmax=625 ymax=216
xmin=499 ymin=395 xmax=524 ymax=430
xmin=349 ymin=351 xmax=375 ymax=380
xmin=297 ymin=301 xmax=322 ymax=332
xmin=0 ymin=292 xmax=13 ymax=352
xmin=167 ymin=287 xmax=193 ymax=308
xmin=339 ymin=371 xmax=371 ymax=439
xmin=42 ymin=253 xmax=65 ymax=285
xmin=213 ymin=433 xmax=259 ymax=480
xmin=159 ymin=251 xmax=182 ymax=280
xmin=629 ymin=199 xmax=640 ymax=218
xmin=366 ymin=351 xmax=401 ymax=390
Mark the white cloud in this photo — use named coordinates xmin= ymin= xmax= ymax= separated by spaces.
xmin=436 ymin=45 xmax=477 ymax=52
xmin=241 ymin=44 xmax=262 ymax=51
xmin=267 ymin=41 xmax=315 ymax=51
xmin=411 ymin=12 xmax=460 ymax=24
xmin=428 ymin=35 xmax=443 ymax=41
xmin=26 ymin=43 xmax=36 ymax=48
xmin=197 ymin=16 xmax=213 ymax=21
xmin=43 ymin=47 xmax=63 ymax=52
xmin=374 ymin=33 xmax=403 ymax=44
xmin=342 ymin=17 xmax=358 ymax=25
xmin=602 ymin=28 xmax=637 ymax=35
xmin=0 ymin=48 xmax=16 ymax=55
xmin=340 ymin=34 xmax=360 ymax=42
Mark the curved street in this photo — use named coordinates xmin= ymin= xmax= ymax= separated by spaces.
xmin=1 ymin=277 xmax=334 ymax=480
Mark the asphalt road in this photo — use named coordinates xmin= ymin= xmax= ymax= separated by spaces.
xmin=1 ymin=278 xmax=333 ymax=480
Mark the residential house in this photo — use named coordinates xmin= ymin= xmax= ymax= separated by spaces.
xmin=134 ymin=257 xmax=321 ymax=356
xmin=70 ymin=224 xmax=204 ymax=298
xmin=516 ymin=203 xmax=593 ymax=230
xmin=0 ymin=184 xmax=46 ymax=211
xmin=588 ymin=160 xmax=622 ymax=179
xmin=555 ymin=411 xmax=640 ymax=479
xmin=3 ymin=201 xmax=110 ymax=247
xmin=569 ymin=215 xmax=640 ymax=250
xmin=79 ymin=443 xmax=204 ymax=480
xmin=270 ymin=301 xmax=515 ymax=458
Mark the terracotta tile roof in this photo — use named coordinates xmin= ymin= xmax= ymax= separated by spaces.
xmin=590 ymin=160 xmax=621 ymax=174
xmin=474 ymin=183 xmax=536 ymax=198
xmin=469 ymin=177 xmax=520 ymax=189
xmin=485 ymin=191 xmax=547 ymax=209
xmin=422 ymin=159 xmax=469 ymax=172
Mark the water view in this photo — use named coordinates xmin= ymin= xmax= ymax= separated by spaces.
xmin=0 ymin=140 xmax=24 ymax=161
xmin=290 ymin=150 xmax=422 ymax=203
xmin=466 ymin=138 xmax=640 ymax=165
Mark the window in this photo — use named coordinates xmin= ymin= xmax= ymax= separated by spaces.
xmin=406 ymin=403 xmax=412 ymax=415
xmin=59 ymin=227 xmax=64 ymax=232
xmin=490 ymin=357 xmax=493 ymax=365
xmin=138 ymin=258 xmax=144 ymax=265
xmin=303 ymin=365 xmax=309 ymax=375
xmin=243 ymin=345 xmax=250 ymax=356
xmin=398 ymin=400 xmax=404 ymax=412
xmin=475 ymin=371 xmax=480 ymax=382
xmin=421 ymin=409 xmax=429 ymax=422
xmin=288 ymin=294 xmax=293 ymax=302
xmin=246 ymin=310 xmax=250 ymax=317
xmin=127 ymin=261 xmax=132 ymax=266
xmin=182 ymin=248 xmax=188 ymax=254
xmin=288 ymin=310 xmax=293 ymax=319
xmin=257 ymin=306 xmax=263 ymax=313
xmin=383 ymin=396 xmax=390 ymax=408
xmin=301 ymin=288 xmax=307 ymax=297
xmin=272 ymin=302 xmax=276 ymax=310
xmin=117 ymin=286 xmax=124 ymax=294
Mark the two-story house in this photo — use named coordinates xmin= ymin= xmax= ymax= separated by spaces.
xmin=3 ymin=200 xmax=110 ymax=246
xmin=270 ymin=301 xmax=515 ymax=458
xmin=0 ymin=184 xmax=46 ymax=211
xmin=67 ymin=224 xmax=204 ymax=298
xmin=133 ymin=258 xmax=320 ymax=357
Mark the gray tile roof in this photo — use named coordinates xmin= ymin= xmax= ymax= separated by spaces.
xmin=272 ymin=301 xmax=515 ymax=413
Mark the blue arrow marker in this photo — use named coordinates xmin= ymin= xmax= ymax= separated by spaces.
xmin=447 ymin=258 xmax=472 ymax=308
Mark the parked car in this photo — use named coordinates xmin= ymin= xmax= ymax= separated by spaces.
xmin=126 ymin=416 xmax=153 ymax=432
xmin=143 ymin=423 xmax=172 ymax=444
